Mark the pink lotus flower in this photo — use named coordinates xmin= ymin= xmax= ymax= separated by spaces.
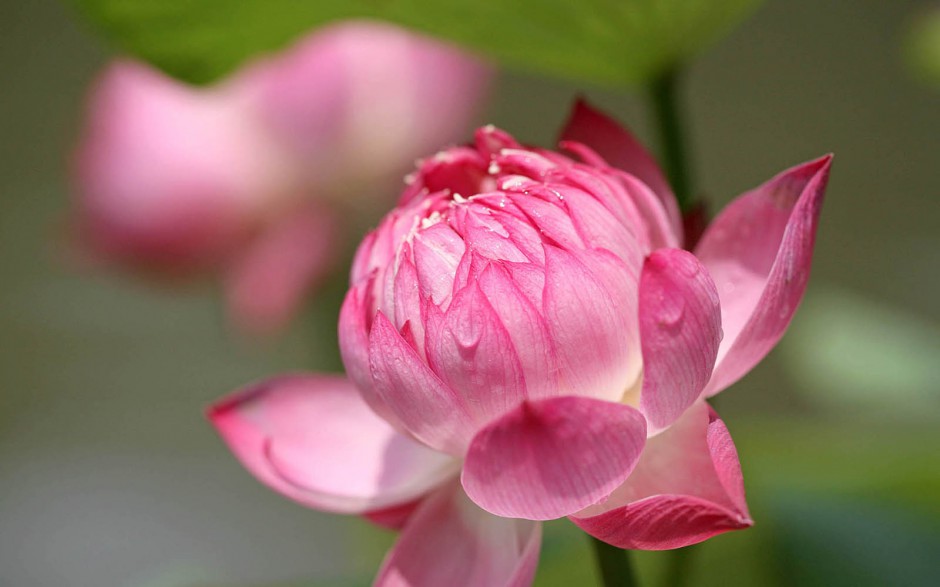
xmin=210 ymin=101 xmax=831 ymax=585
xmin=71 ymin=21 xmax=490 ymax=334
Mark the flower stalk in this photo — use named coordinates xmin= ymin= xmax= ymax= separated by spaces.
xmin=590 ymin=536 xmax=639 ymax=587
xmin=661 ymin=546 xmax=695 ymax=587
xmin=647 ymin=68 xmax=694 ymax=212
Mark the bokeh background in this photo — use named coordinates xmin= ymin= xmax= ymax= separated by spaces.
xmin=1 ymin=0 xmax=938 ymax=586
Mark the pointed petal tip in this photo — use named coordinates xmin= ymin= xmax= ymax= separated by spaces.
xmin=208 ymin=374 xmax=457 ymax=514
xmin=816 ymin=152 xmax=834 ymax=164
xmin=800 ymin=152 xmax=834 ymax=178
xmin=568 ymin=95 xmax=594 ymax=120
xmin=206 ymin=373 xmax=293 ymax=422
xmin=774 ymin=153 xmax=834 ymax=198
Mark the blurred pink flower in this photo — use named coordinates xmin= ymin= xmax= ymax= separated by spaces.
xmin=210 ymin=102 xmax=830 ymax=585
xmin=71 ymin=21 xmax=491 ymax=334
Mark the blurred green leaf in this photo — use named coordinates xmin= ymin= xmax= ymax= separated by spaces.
xmin=70 ymin=0 xmax=760 ymax=87
xmin=781 ymin=286 xmax=940 ymax=420
xmin=904 ymin=8 xmax=940 ymax=89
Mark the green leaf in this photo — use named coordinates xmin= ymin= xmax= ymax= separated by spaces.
xmin=70 ymin=0 xmax=761 ymax=87
xmin=780 ymin=285 xmax=940 ymax=420
xmin=904 ymin=8 xmax=940 ymax=89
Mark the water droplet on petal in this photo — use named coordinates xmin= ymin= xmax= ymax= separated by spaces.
xmin=657 ymin=294 xmax=685 ymax=328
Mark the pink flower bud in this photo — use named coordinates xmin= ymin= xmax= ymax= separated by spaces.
xmin=211 ymin=102 xmax=831 ymax=585
xmin=340 ymin=125 xmax=660 ymax=446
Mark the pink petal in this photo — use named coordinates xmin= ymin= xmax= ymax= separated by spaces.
xmin=208 ymin=374 xmax=458 ymax=514
xmin=571 ymin=401 xmax=751 ymax=550
xmin=542 ymin=246 xmax=640 ymax=402
xmin=425 ymin=281 xmax=528 ymax=422
xmin=413 ymin=222 xmax=466 ymax=307
xmin=503 ymin=261 xmax=547 ymax=310
xmin=695 ymin=155 xmax=832 ymax=396
xmin=406 ymin=147 xmax=492 ymax=205
xmin=559 ymin=147 xmax=680 ymax=251
xmin=475 ymin=124 xmax=523 ymax=156
xmin=339 ymin=281 xmax=375 ymax=391
xmin=369 ymin=312 xmax=476 ymax=455
xmin=482 ymin=202 xmax=548 ymax=265
xmin=376 ymin=481 xmax=540 ymax=587
xmin=559 ymin=99 xmax=682 ymax=238
xmin=476 ymin=263 xmax=559 ymax=400
xmin=393 ymin=253 xmax=426 ymax=354
xmin=351 ymin=229 xmax=380 ymax=285
xmin=363 ymin=499 xmax=423 ymax=531
xmin=338 ymin=280 xmax=411 ymax=433
xmin=494 ymin=148 xmax=561 ymax=179
xmin=462 ymin=396 xmax=647 ymax=521
xmin=226 ymin=203 xmax=337 ymax=335
xmin=506 ymin=188 xmax=585 ymax=252
xmin=609 ymin=168 xmax=682 ymax=251
xmin=554 ymin=182 xmax=645 ymax=266
xmin=638 ymin=249 xmax=722 ymax=435
xmin=454 ymin=204 xmax=530 ymax=263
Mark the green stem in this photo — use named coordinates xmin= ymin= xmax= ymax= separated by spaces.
xmin=647 ymin=68 xmax=694 ymax=212
xmin=661 ymin=547 xmax=695 ymax=587
xmin=590 ymin=536 xmax=639 ymax=587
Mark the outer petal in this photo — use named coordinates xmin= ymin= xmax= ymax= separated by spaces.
xmin=339 ymin=280 xmax=378 ymax=393
xmin=376 ymin=481 xmax=541 ymax=587
xmin=208 ymin=374 xmax=458 ymax=514
xmin=462 ymin=396 xmax=647 ymax=521
xmin=696 ymin=156 xmax=832 ymax=396
xmin=571 ymin=401 xmax=751 ymax=550
xmin=559 ymin=99 xmax=682 ymax=239
xmin=369 ymin=312 xmax=476 ymax=455
xmin=637 ymin=249 xmax=722 ymax=435
xmin=363 ymin=499 xmax=423 ymax=531
xmin=226 ymin=203 xmax=337 ymax=335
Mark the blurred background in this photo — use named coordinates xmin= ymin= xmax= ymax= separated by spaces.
xmin=1 ymin=0 xmax=938 ymax=586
